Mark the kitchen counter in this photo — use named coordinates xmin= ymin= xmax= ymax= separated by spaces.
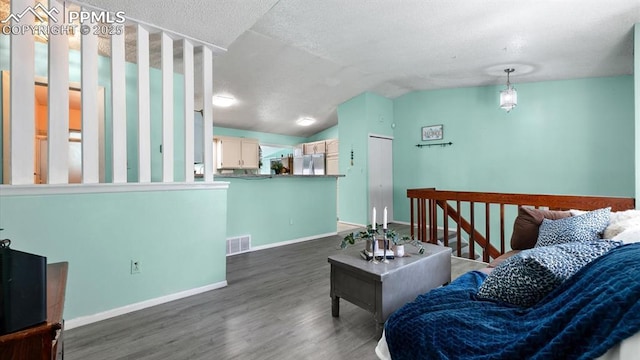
xmin=222 ymin=174 xmax=339 ymax=250
xmin=213 ymin=174 xmax=344 ymax=179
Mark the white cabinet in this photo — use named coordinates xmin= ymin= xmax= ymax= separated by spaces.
xmin=326 ymin=139 xmax=339 ymax=175
xmin=326 ymin=153 xmax=339 ymax=175
xmin=215 ymin=136 xmax=259 ymax=169
xmin=299 ymin=138 xmax=339 ymax=174
xmin=326 ymin=139 xmax=339 ymax=154
xmin=303 ymin=140 xmax=326 ymax=155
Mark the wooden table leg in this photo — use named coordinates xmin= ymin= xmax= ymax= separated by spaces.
xmin=331 ymin=296 xmax=340 ymax=317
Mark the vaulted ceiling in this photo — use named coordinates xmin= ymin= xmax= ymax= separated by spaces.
xmin=49 ymin=1 xmax=640 ymax=136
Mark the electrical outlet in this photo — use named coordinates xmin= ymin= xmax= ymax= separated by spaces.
xmin=289 ymin=218 xmax=294 ymax=225
xmin=130 ymin=260 xmax=141 ymax=274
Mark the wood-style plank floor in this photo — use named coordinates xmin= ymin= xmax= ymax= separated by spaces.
xmin=65 ymin=227 xmax=487 ymax=360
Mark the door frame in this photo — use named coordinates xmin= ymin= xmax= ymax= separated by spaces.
xmin=368 ymin=134 xmax=394 ymax=225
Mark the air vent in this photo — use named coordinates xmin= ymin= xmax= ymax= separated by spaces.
xmin=226 ymin=235 xmax=251 ymax=256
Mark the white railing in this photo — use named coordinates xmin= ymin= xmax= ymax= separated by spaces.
xmin=2 ymin=0 xmax=224 ymax=186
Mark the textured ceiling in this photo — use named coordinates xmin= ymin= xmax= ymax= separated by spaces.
xmin=49 ymin=1 xmax=640 ymax=136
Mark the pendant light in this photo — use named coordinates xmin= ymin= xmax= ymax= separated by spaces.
xmin=499 ymin=68 xmax=517 ymax=112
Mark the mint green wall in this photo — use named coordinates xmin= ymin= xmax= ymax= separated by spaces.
xmin=337 ymin=92 xmax=393 ymax=225
xmin=635 ymin=23 xmax=639 ymax=207
xmin=214 ymin=126 xmax=306 ymax=146
xmin=337 ymin=94 xmax=367 ymax=225
xmin=0 ymin=34 xmax=228 ymax=322
xmin=211 ymin=127 xmax=338 ymax=245
xmin=0 ymin=36 xmax=8 ymax=181
xmin=0 ymin=36 xmax=186 ymax=183
xmin=222 ymin=176 xmax=337 ymax=246
xmin=306 ymin=125 xmax=338 ymax=142
xmin=0 ymin=189 xmax=227 ymax=319
xmin=392 ymin=76 xmax=635 ymax=222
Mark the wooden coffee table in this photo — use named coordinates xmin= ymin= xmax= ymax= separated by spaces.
xmin=328 ymin=243 xmax=451 ymax=328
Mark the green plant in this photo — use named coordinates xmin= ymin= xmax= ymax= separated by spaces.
xmin=341 ymin=224 xmax=424 ymax=254
xmin=386 ymin=228 xmax=425 ymax=254
xmin=341 ymin=224 xmax=378 ymax=249
xmin=270 ymin=161 xmax=284 ymax=173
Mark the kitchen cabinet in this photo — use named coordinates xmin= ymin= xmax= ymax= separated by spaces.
xmin=215 ymin=136 xmax=259 ymax=169
xmin=326 ymin=153 xmax=339 ymax=175
xmin=303 ymin=140 xmax=326 ymax=155
xmin=326 ymin=139 xmax=339 ymax=175
xmin=297 ymin=138 xmax=339 ymax=174
xmin=326 ymin=139 xmax=339 ymax=154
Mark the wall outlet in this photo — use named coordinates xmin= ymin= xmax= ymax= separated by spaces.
xmin=130 ymin=260 xmax=141 ymax=274
xmin=289 ymin=218 xmax=294 ymax=225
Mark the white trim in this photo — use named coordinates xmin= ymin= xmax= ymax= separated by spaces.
xmin=391 ymin=220 xmax=411 ymax=226
xmin=338 ymin=220 xmax=365 ymax=228
xmin=161 ymin=32 xmax=174 ymax=182
xmin=183 ymin=39 xmax=195 ymax=182
xmin=0 ymin=182 xmax=229 ymax=196
xmin=64 ymin=281 xmax=227 ymax=330
xmin=111 ymin=30 xmax=127 ymax=183
xmin=368 ymin=133 xmax=394 ymax=140
xmin=80 ymin=16 xmax=99 ymax=184
xmin=202 ymin=47 xmax=214 ymax=182
xmin=47 ymin=0 xmax=70 ymax=185
xmin=249 ymin=232 xmax=337 ymax=252
xmin=137 ymin=25 xmax=151 ymax=183
xmin=9 ymin=0 xmax=35 ymax=185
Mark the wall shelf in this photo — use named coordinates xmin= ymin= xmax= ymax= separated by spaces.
xmin=416 ymin=142 xmax=453 ymax=148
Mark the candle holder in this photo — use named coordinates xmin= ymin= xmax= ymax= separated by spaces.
xmin=382 ymin=229 xmax=389 ymax=263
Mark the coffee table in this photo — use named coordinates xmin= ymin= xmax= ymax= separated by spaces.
xmin=328 ymin=243 xmax=451 ymax=328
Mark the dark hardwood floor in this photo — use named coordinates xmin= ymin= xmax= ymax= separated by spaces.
xmin=65 ymin=227 xmax=486 ymax=360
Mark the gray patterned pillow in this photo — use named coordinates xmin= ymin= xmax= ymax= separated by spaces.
xmin=477 ymin=240 xmax=621 ymax=307
xmin=535 ymin=207 xmax=611 ymax=247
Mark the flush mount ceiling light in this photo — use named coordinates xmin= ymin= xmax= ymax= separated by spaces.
xmin=499 ymin=68 xmax=517 ymax=113
xmin=296 ymin=117 xmax=315 ymax=126
xmin=211 ymin=94 xmax=237 ymax=107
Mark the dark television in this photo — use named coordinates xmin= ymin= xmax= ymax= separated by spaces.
xmin=0 ymin=239 xmax=47 ymax=335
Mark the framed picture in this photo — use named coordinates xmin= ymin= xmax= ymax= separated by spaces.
xmin=422 ymin=124 xmax=443 ymax=141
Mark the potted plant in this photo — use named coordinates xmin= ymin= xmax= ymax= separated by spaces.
xmin=341 ymin=224 xmax=378 ymax=249
xmin=271 ymin=161 xmax=284 ymax=175
xmin=386 ymin=228 xmax=425 ymax=256
xmin=341 ymin=224 xmax=424 ymax=255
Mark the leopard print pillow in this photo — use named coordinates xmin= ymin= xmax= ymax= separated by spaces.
xmin=535 ymin=207 xmax=610 ymax=247
xmin=477 ymin=240 xmax=621 ymax=307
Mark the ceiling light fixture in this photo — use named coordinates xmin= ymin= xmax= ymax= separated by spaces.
xmin=296 ymin=117 xmax=315 ymax=126
xmin=211 ymin=94 xmax=237 ymax=107
xmin=499 ymin=68 xmax=517 ymax=113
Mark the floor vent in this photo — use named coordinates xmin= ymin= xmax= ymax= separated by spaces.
xmin=226 ymin=235 xmax=251 ymax=256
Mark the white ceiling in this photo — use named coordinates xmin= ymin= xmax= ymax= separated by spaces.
xmin=77 ymin=1 xmax=640 ymax=137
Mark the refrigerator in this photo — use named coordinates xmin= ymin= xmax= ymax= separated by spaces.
xmin=293 ymin=154 xmax=325 ymax=175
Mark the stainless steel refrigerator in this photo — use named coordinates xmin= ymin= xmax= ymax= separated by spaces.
xmin=293 ymin=154 xmax=325 ymax=175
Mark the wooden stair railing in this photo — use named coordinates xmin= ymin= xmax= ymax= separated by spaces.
xmin=407 ymin=188 xmax=635 ymax=263
xmin=436 ymin=200 xmax=500 ymax=262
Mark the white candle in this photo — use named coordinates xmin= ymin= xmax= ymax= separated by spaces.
xmin=383 ymin=207 xmax=387 ymax=229
xmin=372 ymin=207 xmax=376 ymax=230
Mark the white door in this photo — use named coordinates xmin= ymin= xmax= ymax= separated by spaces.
xmin=368 ymin=136 xmax=393 ymax=225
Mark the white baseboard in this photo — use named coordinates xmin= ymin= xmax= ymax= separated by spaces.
xmin=249 ymin=232 xmax=337 ymax=252
xmin=337 ymin=220 xmax=364 ymax=227
xmin=391 ymin=220 xmax=411 ymax=226
xmin=65 ymin=280 xmax=228 ymax=330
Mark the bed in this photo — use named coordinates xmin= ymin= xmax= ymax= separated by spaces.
xmin=376 ymin=190 xmax=640 ymax=360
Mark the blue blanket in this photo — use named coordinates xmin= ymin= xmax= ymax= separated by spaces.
xmin=385 ymin=243 xmax=640 ymax=360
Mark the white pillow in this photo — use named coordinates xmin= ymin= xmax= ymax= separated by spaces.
xmin=604 ymin=217 xmax=640 ymax=239
xmin=608 ymin=209 xmax=640 ymax=225
xmin=611 ymin=225 xmax=640 ymax=244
